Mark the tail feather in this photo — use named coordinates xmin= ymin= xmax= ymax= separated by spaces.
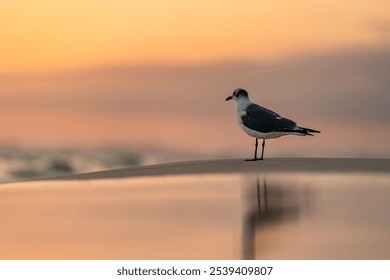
xmin=280 ymin=127 xmax=321 ymax=136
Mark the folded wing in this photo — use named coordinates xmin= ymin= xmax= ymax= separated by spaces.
xmin=242 ymin=104 xmax=298 ymax=133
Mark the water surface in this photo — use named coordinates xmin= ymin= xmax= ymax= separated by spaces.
xmin=0 ymin=172 xmax=389 ymax=259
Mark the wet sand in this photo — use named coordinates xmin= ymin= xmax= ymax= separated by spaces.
xmin=44 ymin=158 xmax=390 ymax=181
xmin=0 ymin=158 xmax=389 ymax=259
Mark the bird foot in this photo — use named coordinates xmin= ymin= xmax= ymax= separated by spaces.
xmin=245 ymin=158 xmax=262 ymax=161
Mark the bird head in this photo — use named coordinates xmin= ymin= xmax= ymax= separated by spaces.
xmin=226 ymin=88 xmax=248 ymax=102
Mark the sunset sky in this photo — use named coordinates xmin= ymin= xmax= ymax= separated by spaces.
xmin=2 ymin=0 xmax=389 ymax=73
xmin=1 ymin=0 xmax=389 ymax=160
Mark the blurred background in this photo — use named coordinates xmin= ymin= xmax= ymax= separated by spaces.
xmin=0 ymin=0 xmax=389 ymax=181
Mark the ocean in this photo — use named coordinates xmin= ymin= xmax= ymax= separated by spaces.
xmin=0 ymin=146 xmax=140 ymax=182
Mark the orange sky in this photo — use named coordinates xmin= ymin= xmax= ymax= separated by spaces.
xmin=0 ymin=1 xmax=389 ymax=159
xmin=1 ymin=0 xmax=389 ymax=73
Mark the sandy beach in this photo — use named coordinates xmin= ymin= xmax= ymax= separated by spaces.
xmin=0 ymin=158 xmax=389 ymax=259
xmin=44 ymin=158 xmax=390 ymax=181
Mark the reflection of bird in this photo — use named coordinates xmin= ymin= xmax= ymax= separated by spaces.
xmin=242 ymin=177 xmax=302 ymax=259
xmin=226 ymin=88 xmax=320 ymax=160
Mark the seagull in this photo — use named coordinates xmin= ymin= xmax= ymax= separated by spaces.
xmin=226 ymin=88 xmax=320 ymax=160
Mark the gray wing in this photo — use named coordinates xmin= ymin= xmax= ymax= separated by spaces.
xmin=242 ymin=103 xmax=297 ymax=133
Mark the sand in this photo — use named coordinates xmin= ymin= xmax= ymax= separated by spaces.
xmin=43 ymin=158 xmax=390 ymax=181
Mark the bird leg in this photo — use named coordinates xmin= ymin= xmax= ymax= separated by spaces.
xmin=245 ymin=138 xmax=259 ymax=161
xmin=260 ymin=139 xmax=265 ymax=160
xmin=254 ymin=138 xmax=258 ymax=160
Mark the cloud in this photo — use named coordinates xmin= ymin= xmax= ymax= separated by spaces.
xmin=366 ymin=19 xmax=390 ymax=41
xmin=2 ymin=46 xmax=389 ymax=124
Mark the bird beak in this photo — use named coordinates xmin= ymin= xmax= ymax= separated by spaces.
xmin=226 ymin=96 xmax=233 ymax=101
